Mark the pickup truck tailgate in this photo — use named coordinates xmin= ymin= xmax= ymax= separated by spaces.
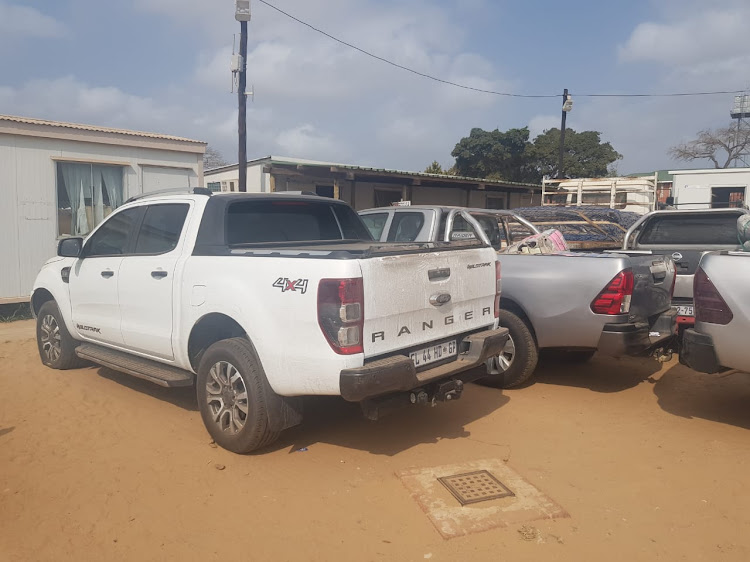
xmin=359 ymin=245 xmax=497 ymax=358
xmin=621 ymin=253 xmax=676 ymax=320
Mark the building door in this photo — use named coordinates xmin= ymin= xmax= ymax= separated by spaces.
xmin=118 ymin=202 xmax=190 ymax=360
xmin=712 ymin=186 xmax=746 ymax=208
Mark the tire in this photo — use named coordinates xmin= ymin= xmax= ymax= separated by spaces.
xmin=196 ymin=337 xmax=280 ymax=453
xmin=36 ymin=300 xmax=85 ymax=370
xmin=479 ymin=309 xmax=538 ymax=389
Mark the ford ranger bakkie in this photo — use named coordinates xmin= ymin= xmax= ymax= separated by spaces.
xmin=31 ymin=190 xmax=508 ymax=453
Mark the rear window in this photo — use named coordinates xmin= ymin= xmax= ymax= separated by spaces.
xmin=638 ymin=213 xmax=741 ymax=245
xmin=226 ymin=200 xmax=372 ymax=244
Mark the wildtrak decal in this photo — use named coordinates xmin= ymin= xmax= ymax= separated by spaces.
xmin=467 ymin=262 xmax=492 ymax=269
xmin=371 ymin=307 xmax=492 ymax=342
xmin=273 ymin=277 xmax=309 ymax=294
xmin=77 ymin=324 xmax=101 ymax=334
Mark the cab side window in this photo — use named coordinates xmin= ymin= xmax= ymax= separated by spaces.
xmin=134 ymin=204 xmax=190 ymax=255
xmin=85 ymin=207 xmax=142 ymax=257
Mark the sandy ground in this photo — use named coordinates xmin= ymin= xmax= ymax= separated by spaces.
xmin=1 ymin=319 xmax=749 ymax=561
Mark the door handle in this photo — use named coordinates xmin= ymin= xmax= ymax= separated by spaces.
xmin=151 ymin=270 xmax=168 ymax=279
xmin=101 ymin=270 xmax=114 ymax=278
xmin=428 ymin=267 xmax=451 ymax=281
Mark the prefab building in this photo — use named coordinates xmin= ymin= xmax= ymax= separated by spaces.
xmin=0 ymin=115 xmax=206 ymax=303
xmin=205 ymin=156 xmax=542 ymax=211
xmin=669 ymin=168 xmax=750 ymax=209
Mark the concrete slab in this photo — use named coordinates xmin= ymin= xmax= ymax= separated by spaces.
xmin=397 ymin=458 xmax=568 ymax=539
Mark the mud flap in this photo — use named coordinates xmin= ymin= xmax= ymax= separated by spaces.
xmin=261 ymin=376 xmax=304 ymax=432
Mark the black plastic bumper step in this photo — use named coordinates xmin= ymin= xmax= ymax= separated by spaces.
xmin=75 ymin=344 xmax=194 ymax=387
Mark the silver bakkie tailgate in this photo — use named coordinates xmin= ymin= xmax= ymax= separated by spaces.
xmin=360 ymin=246 xmax=498 ymax=358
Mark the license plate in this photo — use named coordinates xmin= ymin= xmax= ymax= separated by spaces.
xmin=676 ymin=305 xmax=694 ymax=317
xmin=410 ymin=341 xmax=457 ymax=368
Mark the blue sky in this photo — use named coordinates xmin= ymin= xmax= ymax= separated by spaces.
xmin=1 ymin=0 xmax=748 ymax=173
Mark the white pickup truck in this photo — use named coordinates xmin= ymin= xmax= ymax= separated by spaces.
xmin=31 ymin=190 xmax=508 ymax=453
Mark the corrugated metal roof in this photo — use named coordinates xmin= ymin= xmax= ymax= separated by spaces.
xmin=0 ymin=114 xmax=206 ymax=144
xmin=206 ymin=155 xmax=541 ymax=189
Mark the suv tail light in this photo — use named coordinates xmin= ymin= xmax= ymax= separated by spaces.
xmin=494 ymin=260 xmax=502 ymax=318
xmin=318 ymin=278 xmax=364 ymax=354
xmin=694 ymin=267 xmax=733 ymax=325
xmin=591 ymin=269 xmax=634 ymax=315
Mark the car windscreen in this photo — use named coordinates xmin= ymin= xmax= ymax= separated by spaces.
xmin=637 ymin=213 xmax=741 ymax=245
xmin=226 ymin=200 xmax=372 ymax=244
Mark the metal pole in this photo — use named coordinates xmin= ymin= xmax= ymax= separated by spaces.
xmin=238 ymin=20 xmax=248 ymax=192
xmin=557 ymin=88 xmax=568 ymax=179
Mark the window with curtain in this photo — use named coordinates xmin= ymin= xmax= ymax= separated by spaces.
xmin=56 ymin=162 xmax=125 ymax=237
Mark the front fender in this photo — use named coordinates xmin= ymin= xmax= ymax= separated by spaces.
xmin=31 ymin=258 xmax=76 ymax=336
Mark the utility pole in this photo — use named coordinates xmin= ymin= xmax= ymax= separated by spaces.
xmin=235 ymin=1 xmax=251 ymax=191
xmin=557 ymin=88 xmax=573 ymax=179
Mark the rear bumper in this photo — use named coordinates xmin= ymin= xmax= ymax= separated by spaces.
xmin=597 ymin=308 xmax=677 ymax=357
xmin=339 ymin=327 xmax=510 ymax=402
xmin=680 ymin=329 xmax=722 ymax=374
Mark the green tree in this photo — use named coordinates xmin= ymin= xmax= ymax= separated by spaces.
xmin=424 ymin=160 xmax=444 ymax=174
xmin=528 ymin=128 xmax=622 ymax=180
xmin=450 ymin=127 xmax=533 ymax=182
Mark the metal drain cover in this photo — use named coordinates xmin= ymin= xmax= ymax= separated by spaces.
xmin=438 ymin=470 xmax=514 ymax=506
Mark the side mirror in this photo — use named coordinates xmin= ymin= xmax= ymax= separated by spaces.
xmin=58 ymin=237 xmax=83 ymax=258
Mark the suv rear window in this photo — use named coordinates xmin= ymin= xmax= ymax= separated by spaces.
xmin=226 ymin=200 xmax=372 ymax=244
xmin=638 ymin=213 xmax=741 ymax=245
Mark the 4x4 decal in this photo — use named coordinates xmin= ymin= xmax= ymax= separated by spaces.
xmin=273 ymin=277 xmax=309 ymax=294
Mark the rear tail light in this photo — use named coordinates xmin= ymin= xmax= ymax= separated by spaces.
xmin=694 ymin=267 xmax=733 ymax=325
xmin=318 ymin=278 xmax=364 ymax=354
xmin=591 ymin=269 xmax=634 ymax=315
xmin=494 ymin=260 xmax=502 ymax=318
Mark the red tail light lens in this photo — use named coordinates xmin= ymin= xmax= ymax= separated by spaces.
xmin=494 ymin=260 xmax=502 ymax=318
xmin=694 ymin=267 xmax=733 ymax=325
xmin=318 ymin=278 xmax=364 ymax=354
xmin=591 ymin=269 xmax=634 ymax=315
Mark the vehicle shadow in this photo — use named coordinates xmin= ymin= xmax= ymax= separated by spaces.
xmin=651 ymin=363 xmax=750 ymax=429
xmin=95 ymin=367 xmax=199 ymax=412
xmin=266 ymin=378 xmax=509 ymax=457
xmin=0 ymin=426 xmax=15 ymax=438
xmin=531 ymin=354 xmax=663 ymax=393
xmin=92 ymin=364 xmax=508 ymax=454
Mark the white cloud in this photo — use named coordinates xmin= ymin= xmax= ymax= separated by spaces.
xmin=275 ymin=124 xmax=343 ymax=159
xmin=0 ymin=2 xmax=68 ymax=39
xmin=619 ymin=2 xmax=750 ymax=72
xmin=611 ymin=0 xmax=750 ymax=171
xmin=181 ymin=0 xmax=515 ymax=169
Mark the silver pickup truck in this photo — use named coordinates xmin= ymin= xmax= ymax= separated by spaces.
xmin=681 ymin=251 xmax=750 ymax=374
xmin=622 ymin=208 xmax=748 ymax=334
xmin=360 ymin=205 xmax=678 ymax=388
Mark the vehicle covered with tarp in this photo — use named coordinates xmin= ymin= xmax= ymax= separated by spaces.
xmin=512 ymin=206 xmax=640 ymax=251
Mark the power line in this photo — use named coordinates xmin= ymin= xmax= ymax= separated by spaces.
xmin=257 ymin=0 xmax=747 ymax=100
xmin=256 ymin=0 xmax=556 ymax=98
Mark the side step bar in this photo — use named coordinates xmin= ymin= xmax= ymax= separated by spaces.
xmin=76 ymin=344 xmax=194 ymax=387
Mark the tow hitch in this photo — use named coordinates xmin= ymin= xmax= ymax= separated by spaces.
xmin=361 ymin=378 xmax=466 ymax=421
